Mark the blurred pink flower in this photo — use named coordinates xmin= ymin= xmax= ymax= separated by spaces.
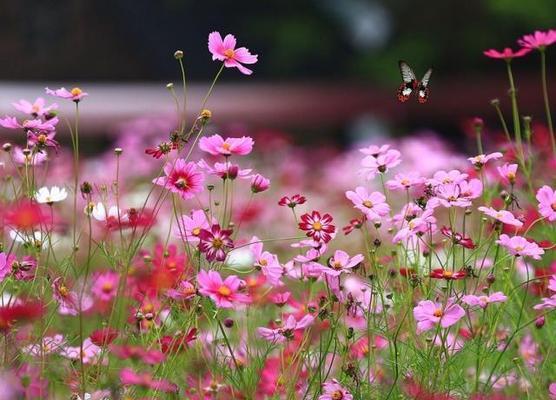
xmin=45 ymin=87 xmax=88 ymax=102
xmin=324 ymin=250 xmax=364 ymax=277
xmin=175 ymin=209 xmax=214 ymax=244
xmin=427 ymin=169 xmax=468 ymax=186
xmin=483 ymin=47 xmax=532 ymax=60
xmin=208 ymin=31 xmax=258 ymax=75
xmin=251 ymin=173 xmax=270 ymax=193
xmin=359 ymin=144 xmax=390 ymax=157
xmin=319 ymin=379 xmax=353 ymax=400
xmin=462 ymin=292 xmax=507 ymax=308
xmin=385 ymin=171 xmax=425 ymax=190
xmin=360 ymin=149 xmax=401 ymax=180
xmin=257 ymin=314 xmax=314 ymax=343
xmin=518 ymin=29 xmax=556 ymax=50
xmin=153 ymin=159 xmax=205 ymax=199
xmin=497 ymin=163 xmax=518 ymax=185
xmin=536 ymin=185 xmax=556 ymax=221
xmin=550 ymin=382 xmax=556 ymax=399
xmin=60 ymin=338 xmax=102 ymax=364
xmin=467 ymin=152 xmax=503 ymax=168
xmin=478 ymin=206 xmax=523 ymax=227
xmin=166 ymin=280 xmax=196 ymax=301
xmin=496 ymin=234 xmax=544 ymax=259
xmin=120 ymin=368 xmax=177 ymax=393
xmin=197 ymin=270 xmax=250 ymax=308
xmin=199 ymin=134 xmax=254 ymax=156
xmin=345 ymin=187 xmax=390 ymax=220
xmin=198 ymin=159 xmax=252 ymax=179
xmin=12 ymin=97 xmax=57 ymax=117
xmin=413 ymin=299 xmax=465 ymax=333
xmin=91 ymin=271 xmax=119 ymax=302
xmin=250 ymin=236 xmax=283 ymax=286
xmin=198 ymin=224 xmax=234 ymax=262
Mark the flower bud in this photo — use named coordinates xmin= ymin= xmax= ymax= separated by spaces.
xmin=535 ymin=316 xmax=545 ymax=329
xmin=2 ymin=143 xmax=11 ymax=152
xmin=490 ymin=98 xmax=500 ymax=106
xmin=223 ymin=318 xmax=234 ymax=328
xmin=251 ymin=174 xmax=270 ymax=193
xmin=174 ymin=50 xmax=184 ymax=59
xmin=200 ymin=109 xmax=212 ymax=120
xmin=114 ymin=147 xmax=123 ymax=156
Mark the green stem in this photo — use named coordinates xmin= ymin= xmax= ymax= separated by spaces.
xmin=540 ymin=49 xmax=556 ymax=156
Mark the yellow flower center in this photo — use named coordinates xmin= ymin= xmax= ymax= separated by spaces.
xmin=175 ymin=177 xmax=189 ymax=189
xmin=70 ymin=87 xmax=82 ymax=96
xmin=332 ymin=391 xmax=344 ymax=400
xmin=443 ymin=271 xmax=453 ymax=278
xmin=363 ymin=200 xmax=373 ymax=208
xmin=433 ymin=308 xmax=443 ymax=318
xmin=259 ymin=259 xmax=268 ymax=266
xmin=224 ymin=49 xmax=235 ymax=59
xmin=332 ymin=261 xmax=342 ymax=270
xmin=59 ymin=286 xmax=69 ymax=297
xmin=37 ymin=134 xmax=47 ymax=144
xmin=217 ymin=286 xmax=231 ymax=297
xmin=222 ymin=142 xmax=232 ymax=151
xmin=312 ymin=221 xmax=322 ymax=231
xmin=479 ymin=296 xmax=489 ymax=303
xmin=192 ymin=227 xmax=201 ymax=236
xmin=102 ymin=282 xmax=113 ymax=293
xmin=212 ymin=238 xmax=223 ymax=249
xmin=551 ymin=202 xmax=556 ymax=211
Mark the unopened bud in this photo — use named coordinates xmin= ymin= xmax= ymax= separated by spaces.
xmin=114 ymin=147 xmax=123 ymax=156
xmin=535 ymin=316 xmax=545 ymax=328
xmin=2 ymin=143 xmax=11 ymax=152
xmin=223 ymin=318 xmax=234 ymax=328
xmin=490 ymin=98 xmax=500 ymax=107
xmin=174 ymin=50 xmax=184 ymax=59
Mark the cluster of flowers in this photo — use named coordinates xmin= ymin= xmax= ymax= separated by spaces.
xmin=0 ymin=29 xmax=554 ymax=400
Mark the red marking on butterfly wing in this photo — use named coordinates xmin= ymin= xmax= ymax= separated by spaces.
xmin=397 ymin=83 xmax=411 ymax=102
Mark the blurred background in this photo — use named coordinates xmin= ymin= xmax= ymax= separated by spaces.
xmin=0 ymin=0 xmax=555 ymax=151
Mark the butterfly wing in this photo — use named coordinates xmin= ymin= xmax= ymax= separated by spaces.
xmin=417 ymin=68 xmax=433 ymax=103
xmin=397 ymin=60 xmax=417 ymax=102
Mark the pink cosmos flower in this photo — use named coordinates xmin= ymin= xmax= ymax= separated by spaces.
xmin=12 ymin=146 xmax=47 ymax=166
xmin=467 ymin=152 xmax=503 ymax=168
xmin=496 ymin=234 xmax=544 ymax=259
xmin=278 ymin=194 xmax=307 ymax=208
xmin=153 ymin=159 xmax=205 ymax=199
xmin=462 ymin=292 xmax=507 ymax=308
xmin=385 ymin=172 xmax=425 ymax=191
xmin=257 ymin=314 xmax=314 ymax=343
xmin=91 ymin=271 xmax=119 ymax=302
xmin=199 ymin=134 xmax=254 ymax=156
xmin=27 ymin=130 xmax=59 ymax=150
xmin=251 ymin=173 xmax=270 ymax=193
xmin=15 ymin=364 xmax=48 ymax=399
xmin=478 ymin=206 xmax=523 ymax=227
xmin=497 ymin=163 xmax=518 ymax=185
xmin=9 ymin=256 xmax=37 ymax=281
xmin=324 ymin=250 xmax=364 ymax=277
xmin=22 ymin=334 xmax=66 ymax=356
xmin=360 ymin=149 xmax=401 ymax=180
xmin=392 ymin=209 xmax=436 ymax=243
xmin=319 ymin=379 xmax=353 ymax=400
xmin=120 ymin=368 xmax=178 ymax=393
xmin=519 ymin=334 xmax=541 ymax=367
xmin=345 ymin=187 xmax=390 ymax=220
xmin=483 ymin=47 xmax=532 ymax=60
xmin=359 ymin=144 xmax=390 ymax=157
xmin=270 ymin=292 xmax=291 ymax=307
xmin=198 ymin=159 xmax=252 ymax=180
xmin=198 ymin=224 xmax=234 ymax=262
xmin=45 ymin=87 xmax=88 ymax=101
xmin=536 ymin=185 xmax=556 ymax=221
xmin=298 ymin=211 xmax=336 ymax=243
xmin=197 ymin=270 xmax=250 ymax=308
xmin=166 ymin=280 xmax=196 ymax=301
xmin=51 ymin=277 xmax=93 ymax=316
xmin=110 ymin=344 xmax=165 ymax=365
xmin=12 ymin=97 xmax=57 ymax=117
xmin=208 ymin=31 xmax=258 ymax=75
xmin=175 ymin=209 xmax=215 ymax=244
xmin=60 ymin=338 xmax=102 ymax=364
xmin=249 ymin=237 xmax=283 ymax=287
xmin=427 ymin=169 xmax=468 ymax=186
xmin=413 ymin=300 xmax=465 ymax=333
xmin=550 ymin=382 xmax=556 ymax=399
xmin=534 ymin=295 xmax=556 ymax=310
xmin=518 ymin=29 xmax=556 ymax=50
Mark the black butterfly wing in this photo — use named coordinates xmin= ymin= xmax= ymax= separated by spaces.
xmin=417 ymin=68 xmax=433 ymax=103
xmin=397 ymin=60 xmax=417 ymax=102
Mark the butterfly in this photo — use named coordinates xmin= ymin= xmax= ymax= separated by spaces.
xmin=397 ymin=61 xmax=433 ymax=103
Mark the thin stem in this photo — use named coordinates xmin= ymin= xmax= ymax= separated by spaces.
xmin=540 ymin=49 xmax=556 ymax=155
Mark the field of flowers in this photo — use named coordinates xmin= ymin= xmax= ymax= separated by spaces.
xmin=0 ymin=29 xmax=555 ymax=400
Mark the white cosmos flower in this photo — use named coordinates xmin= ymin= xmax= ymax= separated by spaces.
xmin=90 ymin=202 xmax=128 ymax=223
xmin=9 ymin=229 xmax=47 ymax=248
xmin=35 ymin=186 xmax=68 ymax=204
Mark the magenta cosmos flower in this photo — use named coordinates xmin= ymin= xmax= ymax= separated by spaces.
xmin=45 ymin=87 xmax=88 ymax=102
xmin=324 ymin=250 xmax=364 ymax=277
xmin=496 ymin=234 xmax=544 ymax=259
xmin=345 ymin=187 xmax=390 ymax=221
xmin=483 ymin=47 xmax=532 ymax=60
xmin=518 ymin=29 xmax=556 ymax=50
xmin=175 ymin=209 xmax=215 ymax=244
xmin=199 ymin=134 xmax=254 ymax=156
xmin=197 ymin=270 xmax=250 ymax=308
xmin=198 ymin=224 xmax=234 ymax=262
xmin=120 ymin=368 xmax=177 ymax=393
xmin=257 ymin=314 xmax=314 ymax=343
xmin=319 ymin=379 xmax=353 ymax=400
xmin=536 ymin=185 xmax=556 ymax=222
xmin=478 ymin=206 xmax=523 ymax=227
xmin=497 ymin=163 xmax=518 ymax=185
xmin=208 ymin=31 xmax=258 ymax=75
xmin=413 ymin=300 xmax=465 ymax=333
xmin=298 ymin=211 xmax=336 ymax=243
xmin=462 ymin=292 xmax=507 ymax=309
xmin=153 ymin=159 xmax=204 ymax=200
xmin=251 ymin=173 xmax=270 ymax=193
xmin=12 ymin=97 xmax=57 ymax=117
xmin=91 ymin=271 xmax=119 ymax=302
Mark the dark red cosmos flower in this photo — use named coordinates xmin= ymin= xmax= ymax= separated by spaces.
xmin=198 ymin=224 xmax=234 ymax=262
xmin=0 ymin=301 xmax=44 ymax=332
xmin=159 ymin=328 xmax=197 ymax=354
xmin=342 ymin=216 xmax=367 ymax=235
xmin=278 ymin=194 xmax=306 ymax=208
xmin=145 ymin=141 xmax=178 ymax=159
xmin=430 ymin=268 xmax=467 ymax=280
xmin=440 ymin=226 xmax=476 ymax=249
xmin=90 ymin=327 xmax=119 ymax=347
xmin=298 ymin=211 xmax=335 ymax=243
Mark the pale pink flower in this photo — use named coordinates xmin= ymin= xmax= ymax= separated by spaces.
xmin=152 ymin=159 xmax=205 ymax=199
xmin=198 ymin=159 xmax=252 ymax=179
xmin=518 ymin=29 xmax=556 ymax=50
xmin=324 ymin=250 xmax=364 ymax=277
xmin=319 ymin=379 xmax=353 ymax=400
xmin=12 ymin=147 xmax=47 ymax=166
xmin=60 ymin=338 xmax=102 ymax=364
xmin=199 ymin=134 xmax=254 ymax=156
xmin=251 ymin=173 xmax=270 ymax=193
xmin=483 ymin=47 xmax=532 ymax=59
xmin=249 ymin=237 xmax=283 ymax=287
xmin=120 ymin=368 xmax=177 ymax=393
xmin=392 ymin=209 xmax=436 ymax=243
xmin=519 ymin=334 xmax=541 ymax=367
xmin=385 ymin=172 xmax=425 ymax=191
xmin=462 ymin=292 xmax=507 ymax=308
xmin=208 ymin=31 xmax=258 ymax=75
xmin=427 ymin=169 xmax=468 ymax=186
xmin=468 ymin=152 xmax=503 ymax=168
xmin=536 ymin=185 xmax=556 ymax=222
xmin=197 ymin=270 xmax=250 ymax=308
xmin=345 ymin=187 xmax=390 ymax=220
xmin=359 ymin=144 xmax=390 ymax=157
xmin=534 ymin=295 xmax=556 ymax=310
xmin=175 ymin=209 xmax=215 ymax=244
xmin=496 ymin=234 xmax=544 ymax=259
xmin=413 ymin=299 xmax=465 ymax=333
xmin=257 ymin=314 xmax=314 ymax=343
xmin=433 ymin=332 xmax=464 ymax=355
xmin=12 ymin=97 xmax=57 ymax=117
xmin=52 ymin=277 xmax=93 ymax=315
xmin=0 ymin=116 xmax=22 ymax=129
xmin=497 ymin=163 xmax=518 ymax=185
xmin=91 ymin=271 xmax=119 ymax=302
xmin=45 ymin=87 xmax=88 ymax=101
xmin=549 ymin=275 xmax=556 ymax=292
xmin=166 ymin=280 xmax=196 ymax=301
xmin=22 ymin=334 xmax=66 ymax=356
xmin=478 ymin=206 xmax=523 ymax=227
xmin=270 ymin=292 xmax=291 ymax=306
xmin=360 ymin=149 xmax=401 ymax=180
